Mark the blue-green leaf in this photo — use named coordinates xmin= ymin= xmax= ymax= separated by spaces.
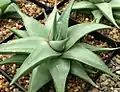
xmin=49 ymin=58 xmax=70 ymax=92
xmin=66 ymin=23 xmax=111 ymax=50
xmin=80 ymin=43 xmax=119 ymax=52
xmin=72 ymin=1 xmax=95 ymax=10
xmin=95 ymin=3 xmax=119 ymax=28
xmin=92 ymin=10 xmax=103 ymax=23
xmin=57 ymin=0 xmax=74 ymax=39
xmin=10 ymin=3 xmax=49 ymax=38
xmin=0 ymin=37 xmax=45 ymax=54
xmin=63 ymin=44 xmax=116 ymax=78
xmin=11 ymin=43 xmax=60 ymax=85
xmin=0 ymin=54 xmax=27 ymax=65
xmin=71 ymin=61 xmax=98 ymax=87
xmin=9 ymin=28 xmax=28 ymax=38
xmin=28 ymin=61 xmax=51 ymax=92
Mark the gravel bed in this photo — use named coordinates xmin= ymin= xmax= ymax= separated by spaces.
xmin=71 ymin=12 xmax=120 ymax=43
xmin=37 ymin=0 xmax=63 ymax=8
xmin=88 ymin=53 xmax=120 ymax=92
xmin=0 ymin=0 xmax=45 ymax=91
xmin=98 ymin=28 xmax=120 ymax=42
xmin=17 ymin=0 xmax=44 ymax=18
xmin=83 ymin=35 xmax=112 ymax=61
xmin=0 ymin=19 xmax=23 ymax=42
xmin=70 ymin=12 xmax=93 ymax=23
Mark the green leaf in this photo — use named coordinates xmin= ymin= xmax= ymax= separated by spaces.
xmin=49 ymin=58 xmax=70 ymax=92
xmin=4 ymin=3 xmax=16 ymax=12
xmin=3 ymin=12 xmax=21 ymax=19
xmin=110 ymin=0 xmax=120 ymax=9
xmin=28 ymin=61 xmax=51 ymax=92
xmin=57 ymin=0 xmax=74 ymax=39
xmin=66 ymin=23 xmax=111 ymax=50
xmin=95 ymin=3 xmax=119 ymax=28
xmin=115 ymin=18 xmax=120 ymax=25
xmin=113 ymin=11 xmax=120 ymax=19
xmin=11 ymin=43 xmax=61 ymax=85
xmin=92 ymin=10 xmax=103 ymax=23
xmin=70 ymin=61 xmax=98 ymax=87
xmin=89 ymin=0 xmax=105 ymax=3
xmin=63 ymin=44 xmax=116 ymax=77
xmin=3 ymin=3 xmax=21 ymax=19
xmin=10 ymin=3 xmax=49 ymax=38
xmin=80 ymin=43 xmax=119 ymax=52
xmin=9 ymin=28 xmax=28 ymax=38
xmin=50 ymin=38 xmax=69 ymax=52
xmin=45 ymin=5 xmax=57 ymax=40
xmin=0 ymin=54 xmax=27 ymax=65
xmin=0 ymin=37 xmax=45 ymax=54
xmin=72 ymin=1 xmax=95 ymax=10
xmin=0 ymin=0 xmax=11 ymax=9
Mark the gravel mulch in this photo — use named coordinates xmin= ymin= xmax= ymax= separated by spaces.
xmin=37 ymin=0 xmax=63 ymax=8
xmin=0 ymin=19 xmax=23 ymax=42
xmin=17 ymin=0 xmax=44 ymax=18
xmin=98 ymin=28 xmax=120 ymax=43
xmin=88 ymin=53 xmax=120 ymax=92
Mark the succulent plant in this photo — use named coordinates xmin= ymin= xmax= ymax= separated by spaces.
xmin=0 ymin=0 xmax=20 ymax=18
xmin=72 ymin=0 xmax=120 ymax=28
xmin=0 ymin=1 xmax=119 ymax=92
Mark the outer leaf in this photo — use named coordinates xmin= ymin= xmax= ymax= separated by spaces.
xmin=80 ymin=43 xmax=119 ymax=52
xmin=63 ymin=44 xmax=116 ymax=77
xmin=0 ymin=0 xmax=10 ymax=8
xmin=28 ymin=61 xmax=51 ymax=92
xmin=11 ymin=3 xmax=49 ymax=38
xmin=45 ymin=5 xmax=57 ymax=40
xmin=9 ymin=28 xmax=28 ymax=38
xmin=57 ymin=0 xmax=74 ymax=39
xmin=66 ymin=23 xmax=111 ymax=50
xmin=49 ymin=58 xmax=70 ymax=92
xmin=3 ymin=12 xmax=21 ymax=19
xmin=0 ymin=37 xmax=45 ymax=54
xmin=72 ymin=1 xmax=95 ymax=10
xmin=89 ymin=0 xmax=105 ymax=3
xmin=0 ymin=54 xmax=27 ymax=65
xmin=115 ymin=18 xmax=120 ymax=25
xmin=70 ymin=61 xmax=98 ymax=87
xmin=11 ymin=43 xmax=61 ymax=85
xmin=95 ymin=3 xmax=119 ymax=28
xmin=110 ymin=0 xmax=120 ymax=9
xmin=3 ymin=3 xmax=21 ymax=19
xmin=92 ymin=10 xmax=103 ymax=23
xmin=113 ymin=11 xmax=120 ymax=19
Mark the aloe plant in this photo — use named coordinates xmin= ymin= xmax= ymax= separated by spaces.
xmin=72 ymin=0 xmax=120 ymax=28
xmin=0 ymin=0 xmax=20 ymax=18
xmin=0 ymin=1 xmax=119 ymax=92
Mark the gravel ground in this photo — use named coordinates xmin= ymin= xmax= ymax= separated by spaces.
xmin=98 ymin=28 xmax=120 ymax=43
xmin=83 ymin=35 xmax=112 ymax=61
xmin=71 ymin=12 xmax=120 ymax=43
xmin=88 ymin=53 xmax=120 ymax=92
xmin=0 ymin=0 xmax=44 ymax=92
xmin=17 ymin=0 xmax=44 ymax=18
xmin=0 ymin=1 xmax=119 ymax=92
xmin=37 ymin=0 xmax=63 ymax=8
xmin=0 ymin=19 xmax=23 ymax=42
xmin=71 ymin=12 xmax=93 ymax=23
